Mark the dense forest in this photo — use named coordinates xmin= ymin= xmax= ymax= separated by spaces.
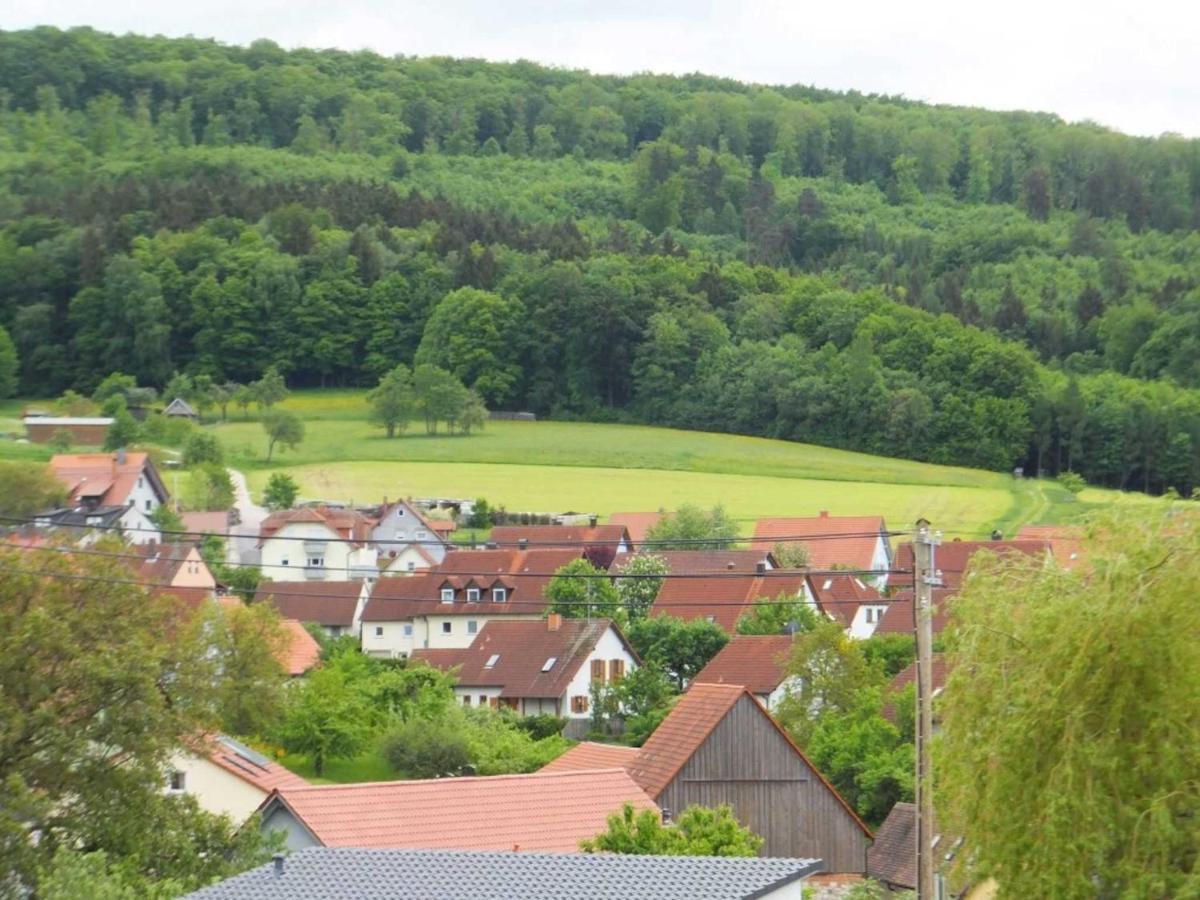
xmin=0 ymin=27 xmax=1198 ymax=494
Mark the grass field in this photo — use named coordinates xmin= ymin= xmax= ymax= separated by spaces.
xmin=204 ymin=390 xmax=1155 ymax=538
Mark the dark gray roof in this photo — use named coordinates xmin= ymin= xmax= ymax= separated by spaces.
xmin=185 ymin=848 xmax=822 ymax=899
xmin=33 ymin=505 xmax=130 ymax=528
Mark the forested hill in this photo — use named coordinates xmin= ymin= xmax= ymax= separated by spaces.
xmin=0 ymin=27 xmax=1198 ymax=496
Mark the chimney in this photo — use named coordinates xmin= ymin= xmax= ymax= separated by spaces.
xmin=518 ymin=538 xmax=528 ymax=551
xmin=272 ymin=854 xmax=285 ymax=878
xmin=547 ymin=612 xmax=562 ymax=632
xmin=589 ymin=515 xmax=598 ymax=528
xmin=818 ymin=509 xmax=828 ymax=518
xmin=755 ymin=562 xmax=766 ymax=575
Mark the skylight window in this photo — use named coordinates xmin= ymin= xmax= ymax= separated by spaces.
xmin=541 ymin=657 xmax=557 ymax=672
xmin=485 ymin=654 xmax=500 ymax=669
xmin=823 ymin=579 xmax=833 ymax=590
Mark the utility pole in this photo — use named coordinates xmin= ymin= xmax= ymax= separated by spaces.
xmin=913 ymin=519 xmax=941 ymax=899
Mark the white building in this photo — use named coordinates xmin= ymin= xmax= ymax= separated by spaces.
xmin=369 ymin=499 xmax=452 ymax=573
xmin=167 ymin=735 xmax=307 ymax=822
xmin=258 ymin=506 xmax=378 ymax=583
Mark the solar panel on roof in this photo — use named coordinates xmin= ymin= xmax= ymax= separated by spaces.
xmin=218 ymin=735 xmax=273 ymax=770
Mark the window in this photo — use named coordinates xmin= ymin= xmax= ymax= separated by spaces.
xmin=403 ymin=624 xmax=413 ymax=637
xmin=591 ymin=660 xmax=606 ymax=683
xmin=462 ymin=695 xmax=471 ymax=706
xmin=440 ymin=588 xmax=454 ymax=603
xmin=308 ymin=556 xmax=324 ymax=568
xmin=571 ymin=695 xmax=589 ymax=714
xmin=396 ymin=508 xmax=405 ymax=517
xmin=865 ymin=607 xmax=879 ymax=624
xmin=541 ymin=657 xmax=557 ymax=672
xmin=609 ymin=659 xmax=625 ymax=682
xmin=485 ymin=653 xmax=500 ymax=669
xmin=466 ymin=588 xmax=481 ymax=603
xmin=492 ymin=588 xmax=507 ymax=603
xmin=168 ymin=771 xmax=186 ymax=792
xmin=489 ymin=697 xmax=500 ymax=710
xmin=479 ymin=695 xmax=488 ymax=706
xmin=467 ymin=620 xmax=478 ymax=635
xmin=706 ymin=615 xmax=717 ymax=624
xmin=138 ymin=477 xmax=144 ymax=488
xmin=281 ymin=558 xmax=289 ymax=567
xmin=374 ymin=626 xmax=384 ymax=637
xmin=416 ymin=530 xmax=428 ymax=540
xmin=145 ymin=499 xmax=152 ymax=511
xmin=442 ymin=621 xmax=452 ymax=634
xmin=394 ymin=530 xmax=405 ymax=540
xmin=86 ymin=516 xmax=102 ymax=526
xmin=406 ymin=562 xmax=416 ymax=572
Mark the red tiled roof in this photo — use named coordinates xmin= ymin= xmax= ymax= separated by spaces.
xmin=866 ymin=802 xmax=918 ymax=888
xmin=1015 ymin=525 xmax=1088 ymax=571
xmin=650 ymin=570 xmax=807 ymax=632
xmin=180 ymin=511 xmax=229 ymax=536
xmin=539 ymin=742 xmax=640 ymax=774
xmin=691 ymin=636 xmax=794 ymax=695
xmin=611 ymin=550 xmax=774 ymax=576
xmin=873 ymin=588 xmax=955 ymax=636
xmin=888 ymin=654 xmax=948 ymax=697
xmin=806 ymin=573 xmax=882 ymax=627
xmin=888 ymin=539 xmax=1050 ymax=591
xmin=133 ymin=542 xmax=209 ymax=585
xmin=48 ymin=451 xmax=165 ymax=507
xmin=606 ymin=513 xmax=663 ymax=547
xmin=258 ymin=506 xmax=374 ymax=548
xmin=281 ymin=619 xmax=322 ymax=675
xmin=264 ymin=769 xmax=657 ymax=852
xmin=411 ymin=618 xmax=628 ymax=699
xmin=489 ymin=524 xmax=630 ymax=549
xmin=364 ymin=549 xmax=585 ymax=621
xmin=255 ymin=580 xmax=364 ymax=628
xmin=204 ymin=735 xmax=309 ymax=794
xmin=625 ymin=684 xmax=872 ymax=838
xmin=750 ymin=513 xmax=886 ymax=571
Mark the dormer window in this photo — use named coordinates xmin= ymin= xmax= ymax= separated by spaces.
xmin=492 ymin=587 xmax=507 ymax=603
xmin=440 ymin=587 xmax=454 ymax=603
xmin=466 ymin=588 xmax=480 ymax=603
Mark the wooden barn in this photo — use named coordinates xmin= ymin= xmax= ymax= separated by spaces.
xmin=625 ymin=683 xmax=872 ymax=872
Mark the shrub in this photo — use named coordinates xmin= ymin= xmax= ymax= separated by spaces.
xmin=1056 ymin=471 xmax=1086 ymax=494
xmin=182 ymin=431 xmax=224 ymax=466
xmin=381 ymin=717 xmax=472 ymax=778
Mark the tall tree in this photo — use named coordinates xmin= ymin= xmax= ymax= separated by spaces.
xmin=367 ymin=364 xmax=417 ymax=438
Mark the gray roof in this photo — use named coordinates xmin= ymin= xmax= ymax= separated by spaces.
xmin=185 ymin=848 xmax=822 ymax=899
xmin=33 ymin=505 xmax=131 ymax=528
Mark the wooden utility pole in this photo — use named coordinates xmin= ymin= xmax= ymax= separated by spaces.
xmin=913 ymin=519 xmax=941 ymax=899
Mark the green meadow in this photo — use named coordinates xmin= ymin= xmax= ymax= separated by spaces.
xmin=208 ymin=391 xmax=1151 ymax=538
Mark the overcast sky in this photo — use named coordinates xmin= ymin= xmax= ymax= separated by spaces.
xmin=5 ymin=0 xmax=1197 ymax=138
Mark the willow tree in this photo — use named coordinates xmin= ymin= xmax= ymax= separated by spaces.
xmin=937 ymin=509 xmax=1200 ymax=898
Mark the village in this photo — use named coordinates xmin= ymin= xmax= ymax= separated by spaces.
xmin=5 ymin=413 xmax=1101 ymax=898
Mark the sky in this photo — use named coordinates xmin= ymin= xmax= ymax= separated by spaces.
xmin=4 ymin=0 xmax=1198 ymax=138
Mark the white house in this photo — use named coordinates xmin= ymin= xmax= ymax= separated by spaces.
xmin=167 ymin=735 xmax=307 ymax=822
xmin=690 ymin=635 xmax=801 ymax=710
xmin=368 ymin=499 xmax=452 ymax=572
xmin=806 ymin=573 xmax=889 ymax=640
xmin=411 ymin=616 xmax=638 ymax=735
xmin=360 ymin=548 xmax=586 ymax=659
xmin=32 ymin=502 xmax=161 ymax=546
xmin=258 ymin=506 xmax=378 ymax=583
xmin=48 ymin=450 xmax=170 ymax=520
xmin=253 ymin=580 xmax=370 ymax=639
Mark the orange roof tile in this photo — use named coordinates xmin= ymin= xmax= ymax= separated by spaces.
xmin=874 ymin=588 xmax=955 ymax=637
xmin=650 ymin=570 xmax=807 ymax=632
xmin=1015 ymin=525 xmax=1088 ymax=571
xmin=265 ymin=769 xmax=657 ymax=852
xmin=691 ymin=636 xmax=794 ymax=695
xmin=750 ymin=513 xmax=886 ymax=571
xmin=806 ymin=573 xmax=882 ymax=627
xmin=258 ymin=506 xmax=374 ymax=548
xmin=539 ymin=742 xmax=640 ymax=774
xmin=607 ymin=512 xmax=663 ymax=547
xmin=281 ymin=619 xmax=322 ymax=676
xmin=611 ymin=550 xmax=774 ymax=576
xmin=888 ymin=539 xmax=1050 ymax=591
xmin=255 ymin=580 xmax=364 ymax=629
xmin=48 ymin=451 xmax=165 ymax=507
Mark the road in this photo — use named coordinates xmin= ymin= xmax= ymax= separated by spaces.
xmin=227 ymin=468 xmax=267 ymax=566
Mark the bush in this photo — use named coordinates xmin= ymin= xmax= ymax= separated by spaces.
xmin=140 ymin=414 xmax=195 ymax=447
xmin=182 ymin=431 xmax=224 ymax=466
xmin=381 ymin=717 xmax=472 ymax=778
xmin=512 ymin=714 xmax=568 ymax=741
xmin=1056 ymin=471 xmax=1086 ymax=494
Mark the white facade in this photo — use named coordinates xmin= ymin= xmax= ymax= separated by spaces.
xmin=382 ymin=544 xmax=437 ymax=576
xmin=127 ymin=468 xmax=165 ymax=515
xmin=865 ymin=534 xmax=892 ymax=589
xmin=166 ymin=753 xmax=271 ymax=822
xmin=260 ymin=522 xmax=378 ymax=583
xmin=371 ymin=501 xmax=449 ymax=565
xmin=362 ymin=611 xmax=544 ymax=659
xmin=847 ymin=602 xmax=890 ymax=640
xmin=115 ymin=504 xmax=161 ymax=545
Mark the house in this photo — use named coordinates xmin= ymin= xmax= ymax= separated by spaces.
xmin=184 ymin=847 xmax=823 ymax=900
xmin=624 ymin=684 xmax=871 ymax=871
xmin=280 ymin=619 xmax=323 ymax=676
xmin=489 ymin=523 xmax=631 ymax=568
xmin=806 ymin=573 xmax=888 ymax=639
xmin=163 ymin=397 xmax=199 ymax=419
xmin=167 ymin=734 xmax=307 ymax=823
xmin=368 ymin=498 xmax=452 ymax=573
xmin=607 ymin=511 xmax=664 ymax=549
xmin=873 ymin=588 xmax=955 ymax=638
xmin=256 ymin=768 xmax=658 ymax=853
xmin=882 ymin=653 xmax=948 ymax=724
xmin=650 ymin=568 xmax=809 ymax=633
xmin=134 ymin=542 xmax=217 ymax=591
xmin=48 ymin=450 xmax=169 ymax=517
xmin=886 ymin=538 xmax=1051 ymax=592
xmin=29 ymin=503 xmax=161 ymax=546
xmin=866 ymin=802 xmax=980 ymax=898
xmin=254 ymin=580 xmax=370 ymax=639
xmin=611 ymin=549 xmax=776 ymax=575
xmin=258 ymin=506 xmax=378 ymax=582
xmin=540 ymin=741 xmax=640 ymax=773
xmin=180 ymin=510 xmax=231 ymax=539
xmin=410 ymin=616 xmax=637 ymax=735
xmin=360 ymin=548 xmax=585 ymax=658
xmin=23 ymin=415 xmax=113 ymax=445
xmin=691 ymin=635 xmax=798 ymax=709
xmin=751 ymin=513 xmax=891 ymax=588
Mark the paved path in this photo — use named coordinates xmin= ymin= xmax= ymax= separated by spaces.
xmin=227 ymin=468 xmax=267 ymax=566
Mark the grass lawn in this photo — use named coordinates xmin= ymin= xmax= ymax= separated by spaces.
xmin=277 ymin=748 xmax=395 ymax=785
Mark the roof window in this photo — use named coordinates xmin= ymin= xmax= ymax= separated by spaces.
xmin=485 ymin=654 xmax=500 ymax=669
xmin=541 ymin=657 xmax=557 ymax=672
